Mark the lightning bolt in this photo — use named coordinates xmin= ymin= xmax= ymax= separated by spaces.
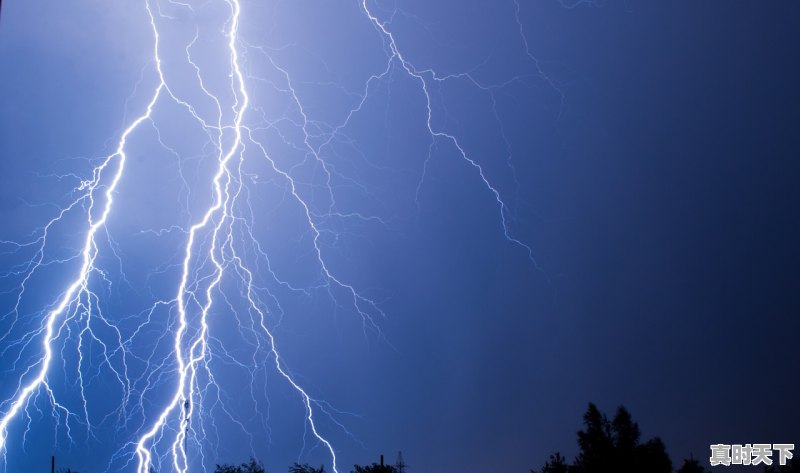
xmin=0 ymin=0 xmax=550 ymax=471
xmin=0 ymin=49 xmax=161 ymax=466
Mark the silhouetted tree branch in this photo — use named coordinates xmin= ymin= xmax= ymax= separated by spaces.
xmin=530 ymin=452 xmax=569 ymax=473
xmin=290 ymin=463 xmax=325 ymax=473
xmin=215 ymin=457 xmax=267 ymax=473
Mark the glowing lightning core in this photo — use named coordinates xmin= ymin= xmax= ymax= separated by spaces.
xmin=0 ymin=0 xmax=342 ymax=470
xmin=0 ymin=0 xmax=547 ymax=471
xmin=133 ymin=1 xmax=337 ymax=472
xmin=0 ymin=47 xmax=164 ymax=463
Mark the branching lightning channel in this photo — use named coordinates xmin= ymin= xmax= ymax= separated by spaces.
xmin=134 ymin=1 xmax=338 ymax=472
xmin=0 ymin=0 xmax=553 ymax=471
xmin=0 ymin=0 xmax=346 ymax=470
xmin=358 ymin=0 xmax=547 ymax=270
xmin=0 ymin=38 xmax=164 ymax=459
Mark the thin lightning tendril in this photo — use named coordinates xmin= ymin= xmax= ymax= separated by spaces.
xmin=0 ymin=0 xmax=552 ymax=471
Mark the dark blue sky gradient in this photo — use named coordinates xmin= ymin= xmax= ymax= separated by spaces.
xmin=1 ymin=1 xmax=799 ymax=472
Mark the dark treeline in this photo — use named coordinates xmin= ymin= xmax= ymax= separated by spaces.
xmin=531 ymin=403 xmax=797 ymax=473
xmin=211 ymin=458 xmax=402 ymax=473
xmin=57 ymin=458 xmax=402 ymax=473
xmin=54 ymin=404 xmax=796 ymax=473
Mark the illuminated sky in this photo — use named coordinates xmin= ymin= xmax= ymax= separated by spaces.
xmin=1 ymin=1 xmax=798 ymax=472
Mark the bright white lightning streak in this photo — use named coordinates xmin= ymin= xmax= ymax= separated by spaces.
xmin=134 ymin=1 xmax=340 ymax=473
xmin=126 ymin=0 xmax=338 ymax=473
xmin=0 ymin=46 xmax=164 ymax=462
xmin=0 ymin=0 xmax=344 ymax=469
xmin=1 ymin=0 xmax=548 ymax=470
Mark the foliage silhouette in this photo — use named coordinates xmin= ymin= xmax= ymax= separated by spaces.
xmin=290 ymin=463 xmax=325 ymax=473
xmin=531 ymin=452 xmax=569 ymax=473
xmin=351 ymin=462 xmax=399 ymax=473
xmin=215 ymin=457 xmax=267 ymax=473
xmin=532 ymin=403 xmax=671 ymax=473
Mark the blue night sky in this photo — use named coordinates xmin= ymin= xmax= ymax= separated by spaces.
xmin=0 ymin=1 xmax=798 ymax=473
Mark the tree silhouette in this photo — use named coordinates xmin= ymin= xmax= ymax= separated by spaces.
xmin=290 ymin=463 xmax=325 ymax=473
xmin=531 ymin=452 xmax=569 ymax=473
xmin=351 ymin=462 xmax=398 ymax=473
xmin=632 ymin=437 xmax=671 ymax=473
xmin=532 ymin=403 xmax=672 ymax=473
xmin=676 ymin=457 xmax=707 ymax=473
xmin=574 ymin=403 xmax=613 ymax=472
xmin=215 ymin=457 xmax=267 ymax=473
